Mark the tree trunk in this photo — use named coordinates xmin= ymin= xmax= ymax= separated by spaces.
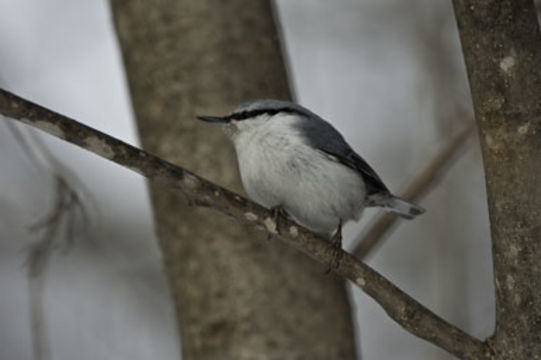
xmin=452 ymin=1 xmax=541 ymax=358
xmin=110 ymin=1 xmax=357 ymax=359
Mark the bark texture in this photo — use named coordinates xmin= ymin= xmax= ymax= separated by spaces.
xmin=0 ymin=88 xmax=489 ymax=359
xmin=453 ymin=1 xmax=541 ymax=358
xmin=109 ymin=1 xmax=357 ymax=359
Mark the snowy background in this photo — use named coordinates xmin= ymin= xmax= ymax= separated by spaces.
xmin=0 ymin=0 xmax=493 ymax=359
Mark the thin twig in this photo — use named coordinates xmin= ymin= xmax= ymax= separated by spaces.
xmin=4 ymin=120 xmax=94 ymax=360
xmin=0 ymin=88 xmax=490 ymax=360
xmin=26 ymin=178 xmax=65 ymax=360
xmin=25 ymin=177 xmax=88 ymax=360
xmin=352 ymin=118 xmax=476 ymax=259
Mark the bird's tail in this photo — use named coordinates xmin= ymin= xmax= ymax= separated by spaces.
xmin=368 ymin=194 xmax=425 ymax=220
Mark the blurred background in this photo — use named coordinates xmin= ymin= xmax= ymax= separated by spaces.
xmin=0 ymin=0 xmax=493 ymax=359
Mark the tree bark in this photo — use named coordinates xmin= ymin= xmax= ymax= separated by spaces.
xmin=109 ymin=1 xmax=357 ymax=359
xmin=453 ymin=1 xmax=541 ymax=358
xmin=0 ymin=87 xmax=490 ymax=359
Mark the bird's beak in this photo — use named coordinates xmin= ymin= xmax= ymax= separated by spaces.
xmin=196 ymin=115 xmax=230 ymax=124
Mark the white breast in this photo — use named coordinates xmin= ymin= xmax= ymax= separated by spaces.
xmin=232 ymin=113 xmax=366 ymax=235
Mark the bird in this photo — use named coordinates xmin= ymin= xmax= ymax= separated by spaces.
xmin=197 ymin=99 xmax=424 ymax=268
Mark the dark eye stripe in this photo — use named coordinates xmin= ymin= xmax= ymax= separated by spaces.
xmin=227 ymin=107 xmax=299 ymax=121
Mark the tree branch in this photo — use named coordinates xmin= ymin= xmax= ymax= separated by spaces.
xmin=0 ymin=88 xmax=490 ymax=359
xmin=353 ymin=118 xmax=476 ymax=259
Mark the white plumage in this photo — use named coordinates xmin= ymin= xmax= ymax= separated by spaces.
xmin=197 ymin=99 xmax=424 ymax=239
xmin=232 ymin=113 xmax=365 ymax=235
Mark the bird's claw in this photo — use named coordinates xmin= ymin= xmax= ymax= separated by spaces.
xmin=325 ymin=221 xmax=343 ymax=273
xmin=267 ymin=205 xmax=288 ymax=240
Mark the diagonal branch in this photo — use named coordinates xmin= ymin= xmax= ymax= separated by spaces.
xmin=0 ymin=88 xmax=490 ymax=360
xmin=353 ymin=118 xmax=476 ymax=259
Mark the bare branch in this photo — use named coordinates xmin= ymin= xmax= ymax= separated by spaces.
xmin=353 ymin=118 xmax=476 ymax=259
xmin=26 ymin=177 xmax=65 ymax=360
xmin=25 ymin=176 xmax=88 ymax=360
xmin=4 ymin=119 xmax=95 ymax=360
xmin=0 ymin=88 xmax=490 ymax=359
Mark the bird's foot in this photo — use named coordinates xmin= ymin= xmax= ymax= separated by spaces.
xmin=326 ymin=221 xmax=343 ymax=273
xmin=267 ymin=205 xmax=288 ymax=240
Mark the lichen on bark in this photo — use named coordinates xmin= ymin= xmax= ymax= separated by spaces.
xmin=453 ymin=0 xmax=541 ymax=358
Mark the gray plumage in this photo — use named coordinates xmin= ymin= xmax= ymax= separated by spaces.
xmin=197 ymin=99 xmax=424 ymax=236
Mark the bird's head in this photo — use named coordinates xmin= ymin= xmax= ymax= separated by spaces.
xmin=197 ymin=99 xmax=302 ymax=139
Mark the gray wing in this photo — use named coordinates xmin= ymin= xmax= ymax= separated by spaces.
xmin=295 ymin=113 xmax=389 ymax=195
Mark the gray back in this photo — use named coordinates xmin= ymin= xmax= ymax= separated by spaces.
xmin=232 ymin=99 xmax=390 ymax=195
